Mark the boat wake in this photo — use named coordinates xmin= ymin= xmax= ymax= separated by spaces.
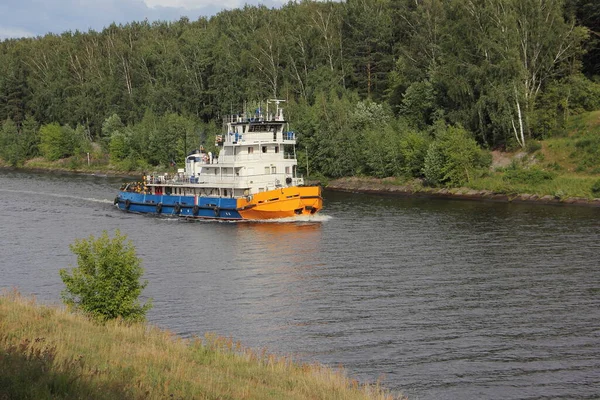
xmin=0 ymin=189 xmax=113 ymax=204
xmin=237 ymin=214 xmax=332 ymax=224
xmin=169 ymin=214 xmax=332 ymax=224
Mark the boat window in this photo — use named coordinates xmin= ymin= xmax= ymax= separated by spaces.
xmin=259 ymin=188 xmax=264 ymax=193
xmin=285 ymin=166 xmax=290 ymax=174
xmin=264 ymin=166 xmax=270 ymax=174
xmin=248 ymin=147 xmax=254 ymax=154
xmin=271 ymin=166 xmax=276 ymax=174
xmin=262 ymin=146 xmax=267 ymax=153
xmin=274 ymin=146 xmax=279 ymax=153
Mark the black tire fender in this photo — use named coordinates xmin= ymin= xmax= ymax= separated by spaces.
xmin=156 ymin=203 xmax=163 ymax=214
xmin=174 ymin=203 xmax=181 ymax=214
xmin=125 ymin=199 xmax=131 ymax=210
xmin=214 ymin=207 xmax=219 ymax=217
xmin=193 ymin=205 xmax=200 ymax=215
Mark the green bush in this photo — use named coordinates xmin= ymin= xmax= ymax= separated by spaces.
xmin=591 ymin=179 xmax=600 ymax=196
xmin=526 ymin=140 xmax=542 ymax=154
xmin=423 ymin=125 xmax=491 ymax=186
xmin=59 ymin=230 xmax=152 ymax=323
xmin=572 ymin=133 xmax=600 ymax=172
xmin=503 ymin=168 xmax=556 ymax=185
xmin=398 ymin=130 xmax=430 ymax=178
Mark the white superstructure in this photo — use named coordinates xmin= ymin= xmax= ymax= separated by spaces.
xmin=177 ymin=99 xmax=304 ymax=198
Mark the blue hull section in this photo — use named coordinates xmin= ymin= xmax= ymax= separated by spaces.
xmin=114 ymin=192 xmax=242 ymax=220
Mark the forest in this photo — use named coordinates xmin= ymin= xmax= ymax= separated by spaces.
xmin=0 ymin=0 xmax=599 ymax=188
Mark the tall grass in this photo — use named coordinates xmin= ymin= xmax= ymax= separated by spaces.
xmin=0 ymin=291 xmax=400 ymax=400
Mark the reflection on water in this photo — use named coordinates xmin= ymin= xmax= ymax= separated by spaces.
xmin=234 ymin=221 xmax=323 ymax=264
xmin=1 ymin=170 xmax=599 ymax=400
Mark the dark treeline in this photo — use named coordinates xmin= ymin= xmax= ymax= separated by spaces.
xmin=1 ymin=0 xmax=599 ymax=185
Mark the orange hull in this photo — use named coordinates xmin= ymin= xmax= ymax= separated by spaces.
xmin=237 ymin=186 xmax=322 ymax=220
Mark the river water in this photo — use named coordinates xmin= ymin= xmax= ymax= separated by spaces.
xmin=1 ymin=169 xmax=599 ymax=399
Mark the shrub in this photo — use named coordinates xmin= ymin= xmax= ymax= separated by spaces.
xmin=503 ymin=168 xmax=556 ymax=185
xmin=592 ymin=179 xmax=600 ymax=196
xmin=398 ymin=130 xmax=430 ymax=178
xmin=423 ymin=125 xmax=491 ymax=186
xmin=526 ymin=140 xmax=542 ymax=154
xmin=59 ymin=230 xmax=152 ymax=323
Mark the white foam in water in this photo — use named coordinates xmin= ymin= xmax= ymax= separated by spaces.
xmin=245 ymin=214 xmax=332 ymax=223
xmin=173 ymin=213 xmax=332 ymax=224
xmin=0 ymin=188 xmax=113 ymax=204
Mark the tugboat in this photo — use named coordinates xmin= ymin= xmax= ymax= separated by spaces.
xmin=114 ymin=100 xmax=322 ymax=220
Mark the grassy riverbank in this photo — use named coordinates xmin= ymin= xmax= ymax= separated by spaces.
xmin=0 ymin=292 xmax=397 ymax=400
xmin=325 ymin=111 xmax=600 ymax=204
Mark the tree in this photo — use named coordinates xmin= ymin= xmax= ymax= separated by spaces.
xmin=59 ymin=230 xmax=152 ymax=323
xmin=39 ymin=122 xmax=67 ymax=161
xmin=438 ymin=0 xmax=587 ymax=148
xmin=21 ymin=115 xmax=40 ymax=159
xmin=0 ymin=118 xmax=22 ymax=166
xmin=423 ymin=125 xmax=491 ymax=186
xmin=567 ymin=0 xmax=600 ymax=78
xmin=343 ymin=0 xmax=394 ymax=100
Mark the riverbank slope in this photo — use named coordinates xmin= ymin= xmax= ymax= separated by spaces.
xmin=324 ymin=176 xmax=600 ymax=207
xmin=324 ymin=111 xmax=600 ymax=206
xmin=0 ymin=292 xmax=395 ymax=400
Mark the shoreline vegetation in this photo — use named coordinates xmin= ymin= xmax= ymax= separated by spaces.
xmin=4 ymin=110 xmax=600 ymax=209
xmin=1 ymin=1 xmax=599 ymax=209
xmin=0 ymin=291 xmax=399 ymax=400
xmin=325 ymin=177 xmax=600 ymax=208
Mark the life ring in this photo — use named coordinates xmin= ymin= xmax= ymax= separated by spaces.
xmin=213 ymin=207 xmax=219 ymax=217
xmin=125 ymin=199 xmax=131 ymax=210
xmin=156 ymin=203 xmax=163 ymax=214
xmin=193 ymin=205 xmax=200 ymax=215
xmin=174 ymin=204 xmax=181 ymax=214
xmin=113 ymin=197 xmax=119 ymax=205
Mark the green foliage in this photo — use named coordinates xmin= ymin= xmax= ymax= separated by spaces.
xmin=571 ymin=131 xmax=600 ymax=172
xmin=0 ymin=0 xmax=597 ymax=179
xmin=102 ymin=113 xmax=125 ymax=151
xmin=398 ymin=129 xmax=430 ymax=178
xmin=109 ymin=131 xmax=130 ymax=162
xmin=525 ymin=140 xmax=542 ymax=154
xmin=0 ymin=119 xmax=21 ymax=166
xmin=591 ymin=179 xmax=600 ymax=196
xmin=39 ymin=123 xmax=67 ymax=161
xmin=423 ymin=125 xmax=491 ymax=186
xmin=400 ymin=80 xmax=436 ymax=130
xmin=503 ymin=167 xmax=556 ymax=185
xmin=422 ymin=140 xmax=446 ymax=185
xmin=21 ymin=115 xmax=40 ymax=159
xmin=0 ymin=116 xmax=39 ymax=166
xmin=59 ymin=230 xmax=152 ymax=323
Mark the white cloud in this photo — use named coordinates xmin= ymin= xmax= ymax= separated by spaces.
xmin=142 ymin=0 xmax=239 ymax=9
xmin=0 ymin=0 xmax=290 ymax=40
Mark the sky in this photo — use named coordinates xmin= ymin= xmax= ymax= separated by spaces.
xmin=0 ymin=0 xmax=287 ymax=40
